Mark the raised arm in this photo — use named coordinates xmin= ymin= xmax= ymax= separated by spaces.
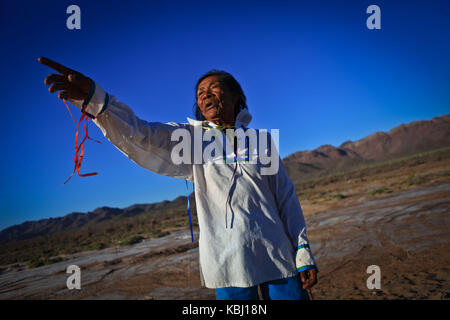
xmin=38 ymin=57 xmax=193 ymax=181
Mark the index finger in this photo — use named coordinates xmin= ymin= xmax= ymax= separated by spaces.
xmin=38 ymin=57 xmax=75 ymax=75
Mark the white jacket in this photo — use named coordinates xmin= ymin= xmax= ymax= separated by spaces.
xmin=68 ymin=82 xmax=317 ymax=288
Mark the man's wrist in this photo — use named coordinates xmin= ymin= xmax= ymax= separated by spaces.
xmin=82 ymin=80 xmax=96 ymax=108
xmin=297 ymin=265 xmax=317 ymax=273
xmin=69 ymin=81 xmax=109 ymax=118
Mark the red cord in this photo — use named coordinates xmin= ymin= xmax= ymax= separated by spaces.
xmin=62 ymin=99 xmax=101 ymax=184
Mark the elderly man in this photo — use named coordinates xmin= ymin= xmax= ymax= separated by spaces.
xmin=38 ymin=57 xmax=318 ymax=300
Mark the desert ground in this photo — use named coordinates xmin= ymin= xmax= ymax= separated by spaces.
xmin=1 ymin=149 xmax=449 ymax=300
xmin=1 ymin=181 xmax=448 ymax=300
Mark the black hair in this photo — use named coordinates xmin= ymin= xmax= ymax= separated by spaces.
xmin=193 ymin=69 xmax=248 ymax=121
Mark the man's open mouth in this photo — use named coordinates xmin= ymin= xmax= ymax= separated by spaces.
xmin=205 ymin=101 xmax=216 ymax=110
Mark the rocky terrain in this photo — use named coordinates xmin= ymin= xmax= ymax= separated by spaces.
xmin=0 ymin=179 xmax=448 ymax=299
xmin=0 ymin=114 xmax=449 ymax=300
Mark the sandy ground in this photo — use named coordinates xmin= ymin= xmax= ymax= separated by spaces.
xmin=0 ymin=182 xmax=449 ymax=300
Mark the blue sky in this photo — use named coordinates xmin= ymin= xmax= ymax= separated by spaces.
xmin=0 ymin=0 xmax=449 ymax=230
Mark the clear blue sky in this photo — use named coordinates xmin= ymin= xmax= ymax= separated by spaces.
xmin=0 ymin=0 xmax=449 ymax=230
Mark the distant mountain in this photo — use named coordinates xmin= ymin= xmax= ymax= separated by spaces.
xmin=1 ymin=114 xmax=449 ymax=243
xmin=283 ymin=114 xmax=450 ymax=182
xmin=0 ymin=196 xmax=189 ymax=243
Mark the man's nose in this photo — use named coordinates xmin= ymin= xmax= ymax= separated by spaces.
xmin=203 ymin=90 xmax=213 ymax=100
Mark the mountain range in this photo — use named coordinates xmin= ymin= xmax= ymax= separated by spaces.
xmin=283 ymin=114 xmax=450 ymax=181
xmin=1 ymin=114 xmax=449 ymax=243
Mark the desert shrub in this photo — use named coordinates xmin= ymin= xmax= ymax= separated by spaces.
xmin=118 ymin=235 xmax=144 ymax=246
xmin=91 ymin=242 xmax=106 ymax=250
xmin=79 ymin=240 xmax=91 ymax=247
xmin=26 ymin=258 xmax=44 ymax=269
xmin=154 ymin=231 xmax=170 ymax=238
xmin=369 ymin=186 xmax=388 ymax=196
xmin=398 ymin=173 xmax=429 ymax=187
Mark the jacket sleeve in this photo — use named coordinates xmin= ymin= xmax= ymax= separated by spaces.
xmin=67 ymin=81 xmax=194 ymax=182
xmin=272 ymin=156 xmax=318 ymax=273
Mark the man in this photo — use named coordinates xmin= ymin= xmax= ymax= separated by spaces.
xmin=38 ymin=57 xmax=318 ymax=300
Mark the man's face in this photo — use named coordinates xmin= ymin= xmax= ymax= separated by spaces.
xmin=197 ymin=75 xmax=239 ymax=125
